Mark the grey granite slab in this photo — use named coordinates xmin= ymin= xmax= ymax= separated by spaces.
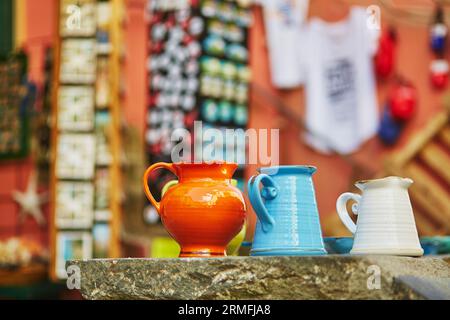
xmin=67 ymin=256 xmax=450 ymax=300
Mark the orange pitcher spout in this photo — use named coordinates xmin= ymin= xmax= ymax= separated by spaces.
xmin=173 ymin=162 xmax=238 ymax=181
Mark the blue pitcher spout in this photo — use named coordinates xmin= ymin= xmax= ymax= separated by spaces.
xmin=259 ymin=165 xmax=317 ymax=176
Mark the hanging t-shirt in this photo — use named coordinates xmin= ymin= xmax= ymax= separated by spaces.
xmin=296 ymin=7 xmax=380 ymax=154
xmin=259 ymin=0 xmax=310 ymax=88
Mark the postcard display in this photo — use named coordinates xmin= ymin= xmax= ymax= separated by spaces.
xmin=51 ymin=0 xmax=123 ymax=280
xmin=146 ymin=0 xmax=252 ymax=203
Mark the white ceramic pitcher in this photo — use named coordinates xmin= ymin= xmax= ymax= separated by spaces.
xmin=336 ymin=176 xmax=423 ymax=256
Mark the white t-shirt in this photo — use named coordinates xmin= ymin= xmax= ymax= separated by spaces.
xmin=296 ymin=7 xmax=380 ymax=154
xmin=260 ymin=0 xmax=310 ymax=88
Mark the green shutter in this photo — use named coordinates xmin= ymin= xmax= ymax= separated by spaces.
xmin=0 ymin=0 xmax=14 ymax=58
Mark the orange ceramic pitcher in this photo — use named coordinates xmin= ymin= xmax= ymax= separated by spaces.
xmin=143 ymin=162 xmax=246 ymax=257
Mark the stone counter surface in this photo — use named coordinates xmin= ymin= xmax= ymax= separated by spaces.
xmin=67 ymin=256 xmax=450 ymax=300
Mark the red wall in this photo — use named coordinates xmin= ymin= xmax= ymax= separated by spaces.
xmin=123 ymin=0 xmax=147 ymax=134
xmin=0 ymin=0 xmax=55 ymax=245
xmin=0 ymin=0 xmax=444 ymax=246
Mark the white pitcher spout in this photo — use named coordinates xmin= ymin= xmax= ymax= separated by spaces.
xmin=400 ymin=177 xmax=414 ymax=188
xmin=355 ymin=176 xmax=414 ymax=190
xmin=355 ymin=180 xmax=369 ymax=191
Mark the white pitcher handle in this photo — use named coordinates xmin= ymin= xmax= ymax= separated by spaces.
xmin=336 ymin=192 xmax=361 ymax=234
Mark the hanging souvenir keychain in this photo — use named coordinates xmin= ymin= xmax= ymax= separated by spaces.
xmin=430 ymin=6 xmax=449 ymax=90
xmin=430 ymin=5 xmax=447 ymax=54
xmin=430 ymin=58 xmax=449 ymax=89
xmin=378 ymin=77 xmax=417 ymax=145
xmin=375 ymin=27 xmax=396 ymax=80
xmin=376 ymin=23 xmax=417 ymax=145
xmin=374 ymin=25 xmax=397 ymax=144
xmin=389 ymin=77 xmax=417 ymax=122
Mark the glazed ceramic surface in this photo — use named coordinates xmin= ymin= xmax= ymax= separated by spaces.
xmin=143 ymin=162 xmax=246 ymax=258
xmin=161 ymin=179 xmax=247 ymax=256
xmin=248 ymin=166 xmax=327 ymax=256
xmin=324 ymin=237 xmax=354 ymax=254
xmin=226 ymin=222 xmax=246 ymax=256
xmin=336 ymin=176 xmax=423 ymax=256
xmin=420 ymin=236 xmax=450 ymax=255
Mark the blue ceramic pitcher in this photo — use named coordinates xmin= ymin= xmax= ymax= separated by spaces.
xmin=248 ymin=166 xmax=327 ymax=256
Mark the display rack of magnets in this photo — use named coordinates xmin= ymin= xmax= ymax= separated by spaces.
xmin=145 ymin=0 xmax=252 ymax=217
xmin=49 ymin=0 xmax=124 ymax=281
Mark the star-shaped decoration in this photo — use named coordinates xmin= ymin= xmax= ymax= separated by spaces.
xmin=12 ymin=172 xmax=48 ymax=226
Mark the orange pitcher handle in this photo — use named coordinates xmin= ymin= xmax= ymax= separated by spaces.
xmin=143 ymin=162 xmax=177 ymax=214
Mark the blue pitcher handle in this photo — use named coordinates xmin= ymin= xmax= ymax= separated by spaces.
xmin=248 ymin=174 xmax=278 ymax=233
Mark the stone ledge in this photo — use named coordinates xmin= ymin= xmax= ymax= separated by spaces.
xmin=440 ymin=255 xmax=450 ymax=264
xmin=67 ymin=256 xmax=450 ymax=300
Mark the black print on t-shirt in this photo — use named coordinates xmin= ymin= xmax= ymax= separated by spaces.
xmin=276 ymin=1 xmax=296 ymax=26
xmin=325 ymin=59 xmax=356 ymax=122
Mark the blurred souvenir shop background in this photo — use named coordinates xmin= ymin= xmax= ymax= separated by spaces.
xmin=0 ymin=0 xmax=449 ymax=299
